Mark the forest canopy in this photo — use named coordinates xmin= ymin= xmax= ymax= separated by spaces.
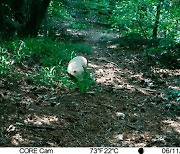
xmin=0 ymin=0 xmax=179 ymax=39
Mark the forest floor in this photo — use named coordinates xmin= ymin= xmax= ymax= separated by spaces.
xmin=0 ymin=22 xmax=180 ymax=147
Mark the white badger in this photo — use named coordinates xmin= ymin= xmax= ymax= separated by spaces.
xmin=67 ymin=56 xmax=88 ymax=79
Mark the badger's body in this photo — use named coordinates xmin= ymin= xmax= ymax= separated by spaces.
xmin=67 ymin=56 xmax=87 ymax=79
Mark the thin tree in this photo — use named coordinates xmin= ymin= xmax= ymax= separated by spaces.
xmin=152 ymin=0 xmax=164 ymax=39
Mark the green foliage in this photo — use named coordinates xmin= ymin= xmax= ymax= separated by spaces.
xmin=145 ymin=39 xmax=180 ymax=68
xmin=48 ymin=1 xmax=73 ymax=21
xmin=110 ymin=0 xmax=179 ymax=39
xmin=71 ymin=23 xmax=88 ymax=30
xmin=166 ymin=89 xmax=180 ymax=102
xmin=117 ymin=32 xmax=148 ymax=49
xmin=1 ymin=0 xmax=178 ymax=94
xmin=30 ymin=66 xmax=72 ymax=88
xmin=32 ymin=66 xmax=96 ymax=93
xmin=111 ymin=0 xmax=149 ymax=36
xmin=0 ymin=47 xmax=13 ymax=74
xmin=70 ymin=0 xmax=112 ymax=24
xmin=165 ymin=89 xmax=180 ymax=113
xmin=1 ymin=37 xmax=95 ymax=93
xmin=76 ymin=69 xmax=96 ymax=93
xmin=73 ymin=43 xmax=92 ymax=54
xmin=3 ymin=38 xmax=90 ymax=67
xmin=48 ymin=0 xmax=179 ymax=45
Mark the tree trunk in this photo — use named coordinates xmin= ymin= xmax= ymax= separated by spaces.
xmin=0 ymin=1 xmax=22 ymax=37
xmin=10 ymin=0 xmax=25 ymax=24
xmin=19 ymin=0 xmax=50 ymax=37
xmin=152 ymin=0 xmax=163 ymax=39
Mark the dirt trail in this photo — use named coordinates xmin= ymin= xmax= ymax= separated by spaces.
xmin=0 ymin=25 xmax=179 ymax=147
xmin=84 ymin=27 xmax=180 ymax=147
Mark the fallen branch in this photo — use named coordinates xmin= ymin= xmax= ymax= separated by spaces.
xmin=125 ymin=124 xmax=136 ymax=130
xmin=95 ymin=58 xmax=120 ymax=68
xmin=15 ymin=122 xmax=56 ymax=130
xmin=102 ymin=104 xmax=116 ymax=109
xmin=103 ymin=59 xmax=120 ymax=68
xmin=142 ymin=88 xmax=157 ymax=93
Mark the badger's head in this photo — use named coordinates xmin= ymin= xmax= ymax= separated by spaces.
xmin=71 ymin=67 xmax=84 ymax=79
xmin=67 ymin=62 xmax=85 ymax=79
xmin=67 ymin=56 xmax=87 ymax=80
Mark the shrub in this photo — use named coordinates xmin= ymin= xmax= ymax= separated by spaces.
xmin=0 ymin=47 xmax=13 ymax=74
xmin=145 ymin=39 xmax=180 ymax=68
xmin=3 ymin=38 xmax=91 ymax=67
xmin=1 ymin=37 xmax=95 ymax=93
xmin=76 ymin=69 xmax=96 ymax=93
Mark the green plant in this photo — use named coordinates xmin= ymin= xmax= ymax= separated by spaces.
xmin=71 ymin=23 xmax=88 ymax=30
xmin=3 ymin=38 xmax=86 ymax=66
xmin=165 ymin=89 xmax=180 ymax=113
xmin=110 ymin=0 xmax=179 ymax=40
xmin=118 ymin=32 xmax=148 ymax=49
xmin=145 ymin=39 xmax=180 ymax=68
xmin=1 ymin=35 xmax=94 ymax=92
xmin=48 ymin=1 xmax=74 ymax=21
xmin=73 ymin=43 xmax=92 ymax=54
xmin=29 ymin=65 xmax=72 ymax=88
xmin=166 ymin=89 xmax=180 ymax=102
xmin=76 ymin=69 xmax=96 ymax=93
xmin=0 ymin=47 xmax=13 ymax=74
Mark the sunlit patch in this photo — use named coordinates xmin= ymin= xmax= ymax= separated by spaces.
xmin=152 ymin=67 xmax=180 ymax=76
xmin=88 ymin=63 xmax=99 ymax=68
xmin=7 ymin=124 xmax=16 ymax=133
xmin=114 ymin=134 xmax=124 ymax=141
xmin=11 ymin=133 xmax=29 ymax=146
xmin=151 ymin=67 xmax=180 ymax=89
xmin=108 ymin=44 xmax=118 ymax=49
xmin=110 ymin=132 xmax=152 ymax=146
xmin=168 ymin=86 xmax=180 ymax=90
xmin=47 ymin=141 xmax=58 ymax=146
xmin=91 ymin=61 xmax=157 ymax=95
xmin=163 ymin=119 xmax=180 ymax=134
xmin=25 ymin=114 xmax=59 ymax=125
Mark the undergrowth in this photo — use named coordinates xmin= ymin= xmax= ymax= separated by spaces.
xmin=76 ymin=69 xmax=96 ymax=93
xmin=145 ymin=38 xmax=180 ymax=68
xmin=0 ymin=37 xmax=96 ymax=93
xmin=0 ymin=47 xmax=12 ymax=74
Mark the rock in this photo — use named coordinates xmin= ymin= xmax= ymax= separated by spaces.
xmin=116 ymin=112 xmax=125 ymax=119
